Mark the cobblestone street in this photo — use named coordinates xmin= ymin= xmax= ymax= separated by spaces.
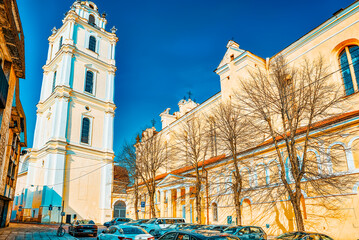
xmin=0 ymin=223 xmax=76 ymax=240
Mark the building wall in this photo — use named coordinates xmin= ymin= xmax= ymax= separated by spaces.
xmin=123 ymin=2 xmax=359 ymax=239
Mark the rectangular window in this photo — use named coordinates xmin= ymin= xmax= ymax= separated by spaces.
xmin=52 ymin=72 xmax=57 ymax=92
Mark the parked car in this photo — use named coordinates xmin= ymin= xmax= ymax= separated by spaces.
xmin=182 ymin=224 xmax=206 ymax=230
xmin=125 ymin=219 xmax=150 ymax=226
xmin=140 ymin=218 xmax=185 ymax=235
xmin=97 ymin=225 xmax=154 ymax=240
xmin=158 ymin=230 xmax=240 ymax=240
xmin=224 ymin=226 xmax=267 ymax=240
xmin=153 ymin=223 xmax=194 ymax=238
xmin=104 ymin=217 xmax=133 ymax=227
xmin=69 ymin=219 xmax=98 ymax=237
xmin=275 ymin=232 xmax=333 ymax=240
xmin=199 ymin=225 xmax=230 ymax=232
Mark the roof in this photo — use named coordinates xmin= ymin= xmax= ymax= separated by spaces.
xmin=137 ymin=154 xmax=226 ymax=186
xmin=135 ymin=109 xmax=359 ymax=188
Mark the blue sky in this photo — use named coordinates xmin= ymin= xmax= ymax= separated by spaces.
xmin=18 ymin=0 xmax=354 ymax=154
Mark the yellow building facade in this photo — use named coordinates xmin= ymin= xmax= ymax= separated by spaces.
xmin=114 ymin=2 xmax=359 ymax=239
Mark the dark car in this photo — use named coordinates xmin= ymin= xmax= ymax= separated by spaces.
xmin=275 ymin=232 xmax=333 ymax=240
xmin=158 ymin=230 xmax=240 ymax=240
xmin=104 ymin=217 xmax=132 ymax=227
xmin=199 ymin=225 xmax=230 ymax=232
xmin=153 ymin=223 xmax=194 ymax=238
xmin=125 ymin=219 xmax=150 ymax=226
xmin=182 ymin=225 xmax=206 ymax=230
xmin=224 ymin=226 xmax=267 ymax=240
xmin=68 ymin=219 xmax=98 ymax=237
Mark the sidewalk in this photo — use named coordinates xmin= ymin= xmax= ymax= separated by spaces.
xmin=0 ymin=223 xmax=77 ymax=240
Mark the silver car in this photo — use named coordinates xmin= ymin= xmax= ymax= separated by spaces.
xmin=97 ymin=225 xmax=154 ymax=240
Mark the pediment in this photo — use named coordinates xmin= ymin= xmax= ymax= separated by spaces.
xmin=157 ymin=174 xmax=186 ymax=186
xmin=217 ymin=40 xmax=245 ymax=70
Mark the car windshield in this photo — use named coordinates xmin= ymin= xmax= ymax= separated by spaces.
xmin=167 ymin=224 xmax=177 ymax=229
xmin=201 ymin=225 xmax=214 ymax=229
xmin=78 ymin=220 xmax=95 ymax=224
xmin=276 ymin=232 xmax=307 ymax=239
xmin=224 ymin=227 xmax=239 ymax=234
xmin=146 ymin=219 xmax=157 ymax=224
xmin=121 ymin=227 xmax=146 ymax=234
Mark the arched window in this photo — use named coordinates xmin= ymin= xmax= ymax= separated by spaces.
xmin=212 ymin=203 xmax=218 ymax=222
xmin=89 ymin=36 xmax=96 ymax=52
xmin=52 ymin=71 xmax=57 ymax=92
xmin=339 ymin=45 xmax=359 ymax=96
xmin=85 ymin=71 xmax=94 ymax=94
xmin=81 ymin=117 xmax=90 ymax=144
xmin=114 ymin=201 xmax=126 ymax=218
xmin=59 ymin=36 xmax=63 ymax=51
xmin=88 ymin=14 xmax=95 ymax=26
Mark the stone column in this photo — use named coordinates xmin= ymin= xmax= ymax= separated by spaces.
xmin=160 ymin=190 xmax=165 ymax=217
xmin=185 ymin=187 xmax=191 ymax=223
xmin=46 ymin=43 xmax=53 ymax=63
xmin=102 ymin=111 xmax=114 ymax=151
xmin=32 ymin=110 xmax=44 ymax=149
xmin=99 ymin=161 xmax=113 ymax=223
xmin=58 ymin=51 xmax=72 ymax=87
xmin=177 ymin=189 xmax=182 ymax=218
xmin=51 ymin=95 xmax=69 ymax=141
xmin=167 ymin=190 xmax=173 ymax=217
xmin=105 ymin=71 xmax=115 ymax=103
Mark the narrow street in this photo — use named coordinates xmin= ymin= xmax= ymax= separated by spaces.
xmin=0 ymin=223 xmax=106 ymax=240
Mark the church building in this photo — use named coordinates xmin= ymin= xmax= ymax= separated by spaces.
xmin=115 ymin=1 xmax=359 ymax=239
xmin=12 ymin=1 xmax=117 ymax=224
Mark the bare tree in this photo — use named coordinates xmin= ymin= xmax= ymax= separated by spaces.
xmin=238 ymin=56 xmax=349 ymax=231
xmin=173 ymin=116 xmax=210 ymax=224
xmin=135 ymin=127 xmax=167 ymax=218
xmin=118 ymin=140 xmax=140 ymax=220
xmin=209 ymin=101 xmax=252 ymax=225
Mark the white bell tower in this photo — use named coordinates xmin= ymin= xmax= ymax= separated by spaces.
xmin=26 ymin=0 xmax=118 ymax=223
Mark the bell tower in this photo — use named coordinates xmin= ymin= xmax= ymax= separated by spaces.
xmin=25 ymin=0 xmax=118 ymax=223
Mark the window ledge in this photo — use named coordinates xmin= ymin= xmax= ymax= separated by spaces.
xmin=343 ymin=91 xmax=359 ymax=99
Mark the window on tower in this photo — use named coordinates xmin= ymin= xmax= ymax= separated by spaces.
xmin=52 ymin=71 xmax=57 ymax=92
xmin=89 ymin=14 xmax=95 ymax=26
xmin=85 ymin=71 xmax=94 ymax=94
xmin=59 ymin=37 xmax=63 ymax=51
xmin=89 ymin=36 xmax=96 ymax=52
xmin=81 ymin=117 xmax=90 ymax=144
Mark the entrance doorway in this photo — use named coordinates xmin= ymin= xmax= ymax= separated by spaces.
xmin=114 ymin=201 xmax=126 ymax=218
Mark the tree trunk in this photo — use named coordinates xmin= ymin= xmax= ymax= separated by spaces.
xmin=291 ymin=194 xmax=305 ymax=231
xmin=196 ymin=194 xmax=202 ymax=224
xmin=134 ymin=183 xmax=139 ymax=220
xmin=233 ymin=188 xmax=242 ymax=225
xmin=150 ymin=190 xmax=157 ymax=218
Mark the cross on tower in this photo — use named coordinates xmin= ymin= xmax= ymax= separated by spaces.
xmin=187 ymin=91 xmax=192 ymax=100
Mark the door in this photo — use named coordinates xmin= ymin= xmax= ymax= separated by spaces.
xmin=66 ymin=214 xmax=71 ymax=224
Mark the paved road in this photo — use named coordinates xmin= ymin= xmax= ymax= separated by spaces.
xmin=0 ymin=223 xmax=107 ymax=240
xmin=0 ymin=222 xmax=76 ymax=239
